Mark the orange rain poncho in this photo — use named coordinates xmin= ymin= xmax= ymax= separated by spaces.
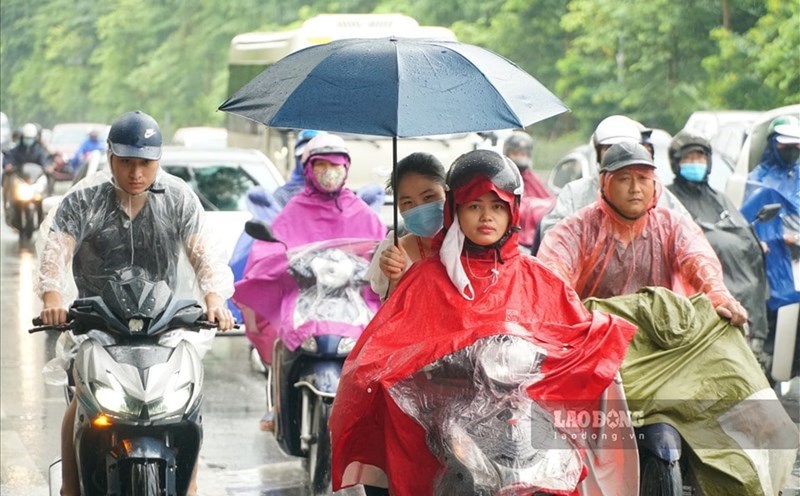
xmin=538 ymin=174 xmax=736 ymax=308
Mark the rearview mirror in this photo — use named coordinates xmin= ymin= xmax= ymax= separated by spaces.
xmin=245 ymin=219 xmax=281 ymax=243
xmin=755 ymin=203 xmax=782 ymax=224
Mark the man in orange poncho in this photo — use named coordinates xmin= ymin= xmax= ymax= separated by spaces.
xmin=538 ymin=140 xmax=748 ymax=326
xmin=329 ymin=149 xmax=638 ymax=496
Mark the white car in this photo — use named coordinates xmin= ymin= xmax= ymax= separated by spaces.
xmin=171 ymin=127 xmax=228 ymax=148
xmin=159 ymin=146 xmax=285 ymax=259
xmin=725 ymin=104 xmax=800 ymax=208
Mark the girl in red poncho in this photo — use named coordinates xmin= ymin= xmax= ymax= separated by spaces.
xmin=329 ymin=149 xmax=638 ymax=496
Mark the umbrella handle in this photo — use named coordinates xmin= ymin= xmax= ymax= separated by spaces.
xmin=384 ymin=136 xmax=399 ymax=302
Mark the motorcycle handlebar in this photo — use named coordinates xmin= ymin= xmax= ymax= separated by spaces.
xmin=28 ymin=316 xmax=75 ymax=334
xmin=28 ymin=317 xmax=238 ymax=334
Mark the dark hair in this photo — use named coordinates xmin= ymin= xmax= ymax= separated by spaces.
xmin=385 ymin=152 xmax=446 ymax=192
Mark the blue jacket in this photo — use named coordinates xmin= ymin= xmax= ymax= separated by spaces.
xmin=70 ymin=137 xmax=106 ymax=168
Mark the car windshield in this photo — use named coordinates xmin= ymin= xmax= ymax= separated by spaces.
xmin=162 ymin=164 xmax=257 ymax=212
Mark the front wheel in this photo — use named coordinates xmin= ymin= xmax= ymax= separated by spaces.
xmin=128 ymin=460 xmax=160 ymax=496
xmin=21 ymin=206 xmax=35 ymax=240
xmin=639 ymin=451 xmax=682 ymax=496
xmin=306 ymin=399 xmax=333 ymax=496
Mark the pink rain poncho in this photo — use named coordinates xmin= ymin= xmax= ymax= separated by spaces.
xmin=538 ymin=175 xmax=736 ymax=309
xmin=234 ymin=185 xmax=385 ymax=351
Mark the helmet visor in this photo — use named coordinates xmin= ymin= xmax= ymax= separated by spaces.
xmin=109 ymin=142 xmax=162 ymax=160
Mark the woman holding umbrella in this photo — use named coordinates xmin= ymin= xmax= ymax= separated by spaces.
xmin=366 ymin=152 xmax=447 ymax=300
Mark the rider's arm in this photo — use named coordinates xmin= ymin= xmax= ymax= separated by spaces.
xmin=536 ymin=216 xmax=583 ymax=288
xmin=537 ymin=182 xmax=578 ymax=239
xmin=37 ymin=231 xmax=77 ymax=325
xmin=185 ymin=233 xmax=235 ymax=331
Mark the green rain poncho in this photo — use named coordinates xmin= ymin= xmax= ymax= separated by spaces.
xmin=584 ymin=287 xmax=797 ymax=496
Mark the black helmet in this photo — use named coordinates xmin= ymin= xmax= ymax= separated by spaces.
xmin=599 ymin=141 xmax=655 ymax=173
xmin=107 ymin=110 xmax=162 ymax=160
xmin=447 ymin=149 xmax=523 ymax=196
xmin=502 ymin=131 xmax=534 ymax=170
xmin=668 ymin=130 xmax=711 ymax=175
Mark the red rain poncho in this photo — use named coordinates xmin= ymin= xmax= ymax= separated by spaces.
xmin=329 ymin=176 xmax=637 ymax=496
xmin=537 ymin=173 xmax=735 ymax=308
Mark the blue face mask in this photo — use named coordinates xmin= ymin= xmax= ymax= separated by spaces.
xmin=401 ymin=199 xmax=444 ymax=238
xmin=679 ymin=163 xmax=708 ymax=182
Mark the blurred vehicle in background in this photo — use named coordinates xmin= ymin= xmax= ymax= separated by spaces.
xmin=684 ymin=110 xmax=764 ymax=171
xmin=546 ymin=129 xmax=676 ymax=193
xmin=49 ymin=122 xmax=110 ymax=164
xmin=159 ymin=146 xmax=285 ymax=259
xmin=0 ymin=112 xmax=10 ymax=149
xmin=726 ymin=104 xmax=800 ymax=208
xmin=172 ymin=126 xmax=228 ymax=148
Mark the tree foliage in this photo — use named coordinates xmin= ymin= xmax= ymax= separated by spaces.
xmin=0 ymin=0 xmax=794 ymax=135
xmin=704 ymin=0 xmax=799 ymax=110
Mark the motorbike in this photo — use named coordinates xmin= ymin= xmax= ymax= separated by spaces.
xmin=741 ymin=186 xmax=800 ymax=386
xmin=633 ymin=202 xmax=787 ymax=496
xmin=5 ymin=162 xmax=49 ymax=240
xmin=30 ymin=268 xmax=218 ymax=496
xmin=243 ymin=220 xmax=380 ymax=495
xmin=585 ymin=287 xmax=799 ymax=496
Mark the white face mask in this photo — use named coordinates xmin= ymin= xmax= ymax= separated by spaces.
xmin=22 ymin=137 xmax=35 ymax=147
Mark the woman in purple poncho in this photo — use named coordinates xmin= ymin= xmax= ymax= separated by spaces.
xmin=234 ymin=133 xmax=386 ymax=430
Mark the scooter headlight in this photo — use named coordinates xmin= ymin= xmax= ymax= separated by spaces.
xmin=92 ymin=383 xmax=141 ymax=416
xmin=14 ymin=183 xmax=34 ymax=202
xmin=148 ymin=384 xmax=193 ymax=416
xmin=300 ymin=336 xmax=318 ymax=353
xmin=337 ymin=337 xmax=357 ymax=355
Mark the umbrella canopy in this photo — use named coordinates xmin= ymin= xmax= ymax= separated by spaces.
xmin=218 ymin=37 xmax=568 ymax=137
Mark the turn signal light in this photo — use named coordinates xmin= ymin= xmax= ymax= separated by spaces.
xmin=92 ymin=414 xmax=113 ymax=428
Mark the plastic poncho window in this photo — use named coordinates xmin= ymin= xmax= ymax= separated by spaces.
xmin=388 ymin=334 xmax=584 ymax=495
xmin=538 ymin=170 xmax=735 ymax=308
xmin=235 ymin=238 xmax=380 ymax=351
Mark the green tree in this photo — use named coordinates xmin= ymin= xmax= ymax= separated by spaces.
xmin=704 ymin=0 xmax=799 ymax=109
xmin=555 ymin=0 xmax=763 ymax=134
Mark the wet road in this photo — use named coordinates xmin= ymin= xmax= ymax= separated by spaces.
xmin=0 ymin=209 xmax=360 ymax=495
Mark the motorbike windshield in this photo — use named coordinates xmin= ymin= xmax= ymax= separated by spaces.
xmin=388 ymin=334 xmax=583 ymax=495
xmin=35 ymin=169 xmax=233 ymax=304
xmin=235 ymin=238 xmax=380 ymax=351
xmin=287 ymin=239 xmax=377 ymax=329
xmin=101 ymin=266 xmax=173 ymax=321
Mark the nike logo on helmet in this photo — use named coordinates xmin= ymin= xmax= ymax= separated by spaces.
xmin=144 ymin=129 xmax=156 ymax=139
